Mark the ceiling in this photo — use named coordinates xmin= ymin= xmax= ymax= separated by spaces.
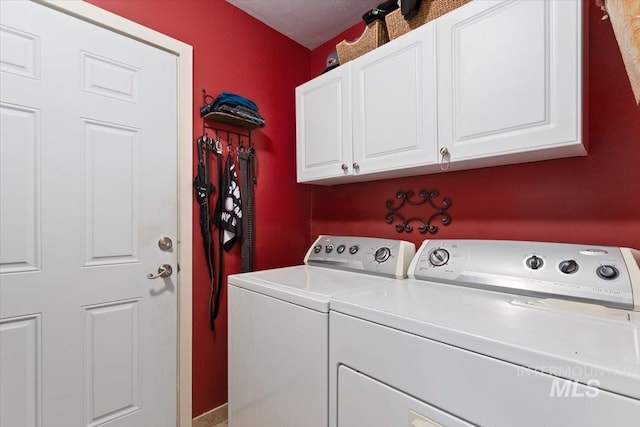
xmin=226 ymin=0 xmax=382 ymax=50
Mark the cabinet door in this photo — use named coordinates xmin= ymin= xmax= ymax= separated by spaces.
xmin=296 ymin=65 xmax=352 ymax=183
xmin=351 ymin=22 xmax=438 ymax=178
xmin=437 ymin=0 xmax=584 ymax=166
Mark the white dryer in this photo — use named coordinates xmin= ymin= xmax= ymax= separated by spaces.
xmin=227 ymin=235 xmax=415 ymax=427
xmin=329 ymin=240 xmax=640 ymax=427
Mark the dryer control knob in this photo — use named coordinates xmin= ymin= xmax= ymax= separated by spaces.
xmin=597 ymin=265 xmax=619 ymax=280
xmin=526 ymin=255 xmax=544 ymax=270
xmin=428 ymin=248 xmax=450 ymax=267
xmin=313 ymin=245 xmax=322 ymax=254
xmin=349 ymin=245 xmax=359 ymax=255
xmin=374 ymin=247 xmax=391 ymax=263
xmin=559 ymin=259 xmax=579 ymax=274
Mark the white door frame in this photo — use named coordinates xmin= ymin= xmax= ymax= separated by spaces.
xmin=34 ymin=1 xmax=193 ymax=425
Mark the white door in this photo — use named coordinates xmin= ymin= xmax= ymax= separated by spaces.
xmin=351 ymin=21 xmax=438 ymax=177
xmin=296 ymin=65 xmax=352 ymax=183
xmin=0 ymin=1 xmax=178 ymax=426
xmin=437 ymin=0 xmax=584 ymax=162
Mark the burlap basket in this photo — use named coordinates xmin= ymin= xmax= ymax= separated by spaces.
xmin=336 ymin=20 xmax=389 ymax=65
xmin=385 ymin=0 xmax=471 ymax=40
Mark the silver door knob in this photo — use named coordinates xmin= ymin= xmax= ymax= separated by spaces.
xmin=439 ymin=147 xmax=450 ymax=171
xmin=147 ymin=264 xmax=173 ymax=279
xmin=341 ymin=163 xmax=348 ymax=171
xmin=352 ymin=162 xmax=360 ymax=170
xmin=158 ymin=236 xmax=173 ymax=250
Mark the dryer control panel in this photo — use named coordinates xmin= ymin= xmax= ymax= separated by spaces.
xmin=409 ymin=240 xmax=640 ymax=310
xmin=304 ymin=236 xmax=415 ymax=279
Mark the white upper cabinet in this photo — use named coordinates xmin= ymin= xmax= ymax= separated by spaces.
xmin=296 ymin=22 xmax=438 ymax=185
xmin=295 ymin=0 xmax=584 ymax=184
xmin=437 ymin=0 xmax=584 ymax=168
xmin=351 ymin=21 xmax=438 ymax=179
xmin=296 ymin=64 xmax=352 ymax=182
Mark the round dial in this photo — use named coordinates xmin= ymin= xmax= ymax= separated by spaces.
xmin=374 ymin=247 xmax=391 ymax=263
xmin=349 ymin=245 xmax=359 ymax=255
xmin=313 ymin=245 xmax=322 ymax=254
xmin=428 ymin=248 xmax=450 ymax=267
xmin=559 ymin=259 xmax=579 ymax=274
xmin=337 ymin=244 xmax=346 ymax=254
xmin=525 ymin=255 xmax=544 ymax=270
xmin=325 ymin=245 xmax=334 ymax=253
xmin=596 ymin=265 xmax=619 ymax=280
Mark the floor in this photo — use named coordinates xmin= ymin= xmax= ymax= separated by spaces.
xmin=192 ymin=403 xmax=228 ymax=427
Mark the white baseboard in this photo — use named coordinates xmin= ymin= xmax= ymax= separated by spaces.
xmin=192 ymin=403 xmax=228 ymax=427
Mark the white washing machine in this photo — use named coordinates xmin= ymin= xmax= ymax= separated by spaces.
xmin=329 ymin=240 xmax=640 ymax=427
xmin=227 ymin=235 xmax=415 ymax=427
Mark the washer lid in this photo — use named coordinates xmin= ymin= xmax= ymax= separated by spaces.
xmin=331 ymin=281 xmax=640 ymax=400
xmin=228 ymin=265 xmax=402 ymax=312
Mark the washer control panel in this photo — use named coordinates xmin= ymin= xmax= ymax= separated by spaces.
xmin=304 ymin=236 xmax=416 ymax=279
xmin=408 ymin=240 xmax=638 ymax=310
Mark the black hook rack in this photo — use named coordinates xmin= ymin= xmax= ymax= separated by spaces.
xmin=200 ymin=89 xmax=257 ymax=154
xmin=201 ymin=88 xmax=260 ymax=128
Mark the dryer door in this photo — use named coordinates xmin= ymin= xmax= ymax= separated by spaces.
xmin=338 ymin=365 xmax=472 ymax=427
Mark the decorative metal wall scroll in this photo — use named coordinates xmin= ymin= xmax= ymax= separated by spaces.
xmin=385 ymin=190 xmax=452 ymax=234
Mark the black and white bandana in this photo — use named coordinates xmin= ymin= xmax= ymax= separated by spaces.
xmin=216 ymin=153 xmax=242 ymax=251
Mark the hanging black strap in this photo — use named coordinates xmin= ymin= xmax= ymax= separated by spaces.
xmin=192 ymin=137 xmax=215 ymax=279
xmin=239 ymin=147 xmax=256 ymax=272
xmin=193 ymin=136 xmax=217 ymax=330
xmin=211 ymin=142 xmax=224 ymax=330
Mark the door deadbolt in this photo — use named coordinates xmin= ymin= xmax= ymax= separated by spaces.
xmin=158 ymin=237 xmax=173 ymax=251
xmin=147 ymin=264 xmax=173 ymax=279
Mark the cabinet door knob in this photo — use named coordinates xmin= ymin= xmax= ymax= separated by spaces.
xmin=439 ymin=147 xmax=450 ymax=171
xmin=352 ymin=163 xmax=360 ymax=170
xmin=341 ymin=163 xmax=349 ymax=171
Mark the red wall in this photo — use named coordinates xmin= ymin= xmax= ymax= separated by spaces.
xmin=86 ymin=0 xmax=312 ymax=417
xmin=85 ymin=0 xmax=639 ymax=419
xmin=309 ymin=0 xmax=640 ymax=251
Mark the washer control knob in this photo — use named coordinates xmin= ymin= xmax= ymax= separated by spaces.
xmin=559 ymin=260 xmax=579 ymax=274
xmin=337 ymin=244 xmax=346 ymax=254
xmin=349 ymin=245 xmax=359 ymax=255
xmin=597 ymin=265 xmax=619 ymax=280
xmin=526 ymin=255 xmax=544 ymax=270
xmin=325 ymin=245 xmax=334 ymax=254
xmin=313 ymin=245 xmax=322 ymax=254
xmin=374 ymin=247 xmax=391 ymax=263
xmin=429 ymin=248 xmax=450 ymax=267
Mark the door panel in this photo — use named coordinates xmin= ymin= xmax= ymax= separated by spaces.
xmin=352 ymin=22 xmax=438 ymax=175
xmin=82 ymin=120 xmax=140 ymax=266
xmin=453 ymin=0 xmax=547 ymax=138
xmin=81 ymin=52 xmax=140 ymax=103
xmin=296 ymin=66 xmax=352 ymax=182
xmin=0 ymin=103 xmax=40 ymax=274
xmin=0 ymin=24 xmax=40 ymax=79
xmin=83 ymin=299 xmax=140 ymax=426
xmin=0 ymin=314 xmax=42 ymax=427
xmin=0 ymin=1 xmax=177 ymax=426
xmin=437 ymin=0 xmax=583 ymax=161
